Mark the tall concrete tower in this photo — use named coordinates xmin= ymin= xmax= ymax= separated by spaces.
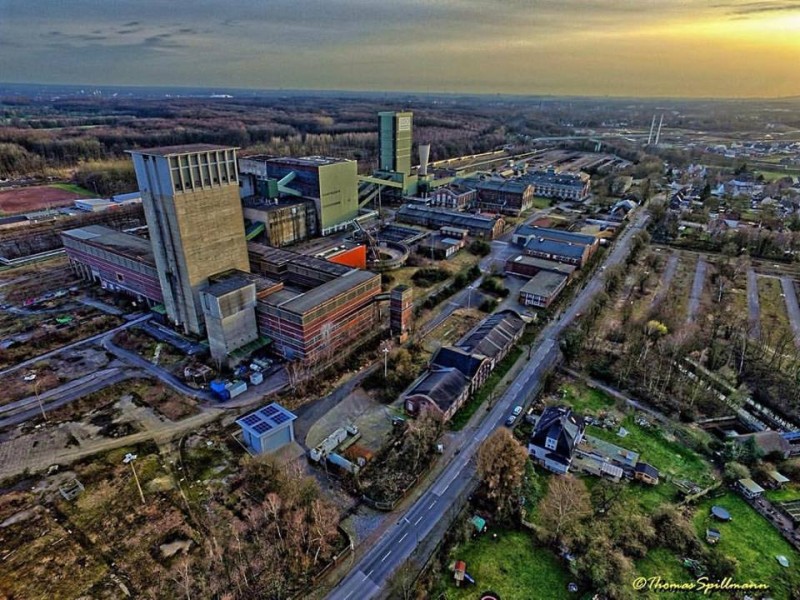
xmin=378 ymin=111 xmax=413 ymax=176
xmin=128 ymin=144 xmax=250 ymax=335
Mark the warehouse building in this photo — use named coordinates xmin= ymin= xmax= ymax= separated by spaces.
xmin=428 ymin=186 xmax=476 ymax=210
xmin=236 ymin=403 xmax=298 ymax=454
xmin=520 ymin=168 xmax=590 ymax=201
xmin=395 ymin=204 xmax=504 ymax=239
xmin=474 ymin=179 xmax=535 ymax=215
xmin=62 ymin=225 xmax=163 ymax=307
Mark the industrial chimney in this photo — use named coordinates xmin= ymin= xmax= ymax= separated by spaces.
xmin=418 ymin=144 xmax=431 ymax=176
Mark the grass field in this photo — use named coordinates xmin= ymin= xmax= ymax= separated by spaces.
xmin=559 ymin=380 xmax=617 ymax=415
xmin=766 ymin=483 xmax=800 ymax=503
xmin=692 ymin=492 xmax=800 ymax=597
xmin=586 ymin=417 xmax=715 ymax=486
xmin=436 ymin=529 xmax=574 ymax=600
xmin=757 ymin=275 xmax=791 ymax=344
xmin=531 ymin=196 xmax=552 ymax=209
xmin=49 ymin=182 xmax=96 ymax=196
xmin=756 ymin=169 xmax=795 ymax=182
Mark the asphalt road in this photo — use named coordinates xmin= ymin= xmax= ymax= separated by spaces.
xmin=747 ymin=268 xmax=762 ymax=339
xmin=780 ymin=276 xmax=800 ymax=348
xmin=687 ymin=256 xmax=707 ymax=323
xmin=102 ymin=336 xmax=216 ymax=402
xmin=0 ymin=368 xmax=131 ymax=429
xmin=327 ymin=210 xmax=650 ymax=600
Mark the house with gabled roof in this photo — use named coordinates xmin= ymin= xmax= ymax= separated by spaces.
xmin=528 ymin=406 xmax=585 ymax=474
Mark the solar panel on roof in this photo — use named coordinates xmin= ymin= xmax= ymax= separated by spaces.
xmin=253 ymin=421 xmax=273 ymax=434
xmin=260 ymin=405 xmax=280 ymax=418
xmin=241 ymin=414 xmax=261 ymax=427
xmin=271 ymin=412 xmax=290 ymax=425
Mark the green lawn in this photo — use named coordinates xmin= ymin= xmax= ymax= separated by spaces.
xmin=559 ymin=382 xmax=616 ymax=415
xmin=49 ymin=182 xmax=96 ymax=196
xmin=586 ymin=416 xmax=715 ymax=486
xmin=692 ymin=492 xmax=800 ymax=597
xmin=531 ymin=196 xmax=551 ymax=209
xmin=437 ymin=529 xmax=574 ymax=600
xmin=756 ymin=169 xmax=794 ymax=182
xmin=637 ymin=547 xmax=697 ymax=599
xmin=766 ymin=483 xmax=800 ymax=504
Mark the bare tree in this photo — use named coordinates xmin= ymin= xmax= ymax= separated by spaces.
xmin=476 ymin=428 xmax=528 ymax=519
xmin=538 ymin=474 xmax=591 ymax=545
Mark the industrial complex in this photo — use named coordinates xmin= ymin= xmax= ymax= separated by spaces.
xmin=62 ymin=109 xmax=597 ymax=370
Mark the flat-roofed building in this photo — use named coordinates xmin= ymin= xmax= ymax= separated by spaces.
xmin=237 ymin=403 xmax=297 ymax=454
xmin=504 ymin=255 xmax=577 ymax=279
xmin=200 ymin=271 xmax=261 ymax=366
xmin=242 ymin=198 xmax=318 ymax=247
xmin=519 ymin=271 xmax=569 ymax=308
xmin=240 ymin=155 xmax=359 ymax=235
xmin=248 ymin=243 xmax=381 ymax=362
xmin=61 ymin=225 xmax=163 ymax=307
xmin=129 ymin=144 xmax=249 ymax=335
xmin=395 ymin=204 xmax=504 ymax=240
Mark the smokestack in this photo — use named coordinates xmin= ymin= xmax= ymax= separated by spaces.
xmin=647 ymin=115 xmax=656 ymax=145
xmin=655 ymin=114 xmax=664 ymax=146
xmin=418 ymin=144 xmax=431 ymax=176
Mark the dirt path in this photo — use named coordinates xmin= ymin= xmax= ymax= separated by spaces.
xmin=651 ymin=251 xmax=679 ymax=309
xmin=747 ymin=268 xmax=762 ymax=339
xmin=0 ymin=409 xmax=223 ymax=481
xmin=781 ymin=276 xmax=800 ymax=348
xmin=687 ymin=257 xmax=707 ymax=323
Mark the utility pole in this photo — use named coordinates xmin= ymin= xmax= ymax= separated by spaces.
xmin=124 ymin=453 xmax=146 ymax=505
xmin=383 ymin=345 xmax=390 ymax=379
xmin=33 ymin=379 xmax=47 ymax=423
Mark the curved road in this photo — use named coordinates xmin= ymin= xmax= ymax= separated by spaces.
xmin=327 ymin=210 xmax=650 ymax=600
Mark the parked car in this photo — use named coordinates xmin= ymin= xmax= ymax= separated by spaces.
xmin=505 ymin=415 xmax=517 ymax=427
xmin=512 ymin=405 xmax=523 ymax=416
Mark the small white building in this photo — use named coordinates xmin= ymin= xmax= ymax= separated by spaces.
xmin=236 ymin=402 xmax=297 ymax=454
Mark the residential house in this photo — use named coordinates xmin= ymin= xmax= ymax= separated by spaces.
xmin=528 ymin=406 xmax=586 ymax=474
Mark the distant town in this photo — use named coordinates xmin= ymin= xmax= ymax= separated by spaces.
xmin=1 ymin=89 xmax=800 ymax=600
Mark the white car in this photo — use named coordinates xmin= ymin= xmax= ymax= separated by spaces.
xmin=512 ymin=405 xmax=523 ymax=416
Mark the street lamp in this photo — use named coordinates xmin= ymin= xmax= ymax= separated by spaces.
xmin=123 ymin=453 xmax=146 ymax=505
xmin=383 ymin=345 xmax=390 ymax=379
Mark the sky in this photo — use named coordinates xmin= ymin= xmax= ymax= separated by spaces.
xmin=0 ymin=0 xmax=798 ymax=98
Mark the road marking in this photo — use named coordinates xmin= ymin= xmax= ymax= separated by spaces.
xmin=428 ymin=500 xmax=436 ymax=510
xmin=344 ymin=591 xmax=354 ymax=600
xmin=366 ymin=569 xmax=374 ymax=579
xmin=414 ymin=515 xmax=424 ymax=525
xmin=381 ymin=550 xmax=392 ymax=563
xmin=399 ymin=532 xmax=408 ymax=543
xmin=441 ymin=481 xmax=450 ymax=493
